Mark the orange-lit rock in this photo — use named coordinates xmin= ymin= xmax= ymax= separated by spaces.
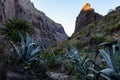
xmin=74 ymin=3 xmax=102 ymax=33
xmin=82 ymin=3 xmax=94 ymax=11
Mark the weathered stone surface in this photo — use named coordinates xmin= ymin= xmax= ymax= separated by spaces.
xmin=0 ymin=0 xmax=67 ymax=47
xmin=74 ymin=9 xmax=102 ymax=33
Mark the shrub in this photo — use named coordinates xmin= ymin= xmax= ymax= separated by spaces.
xmin=75 ymin=40 xmax=84 ymax=48
xmin=39 ymin=49 xmax=64 ymax=70
xmin=88 ymin=20 xmax=98 ymax=29
xmin=90 ymin=35 xmax=112 ymax=45
xmin=0 ymin=19 xmax=34 ymax=43
xmin=105 ymin=21 xmax=120 ymax=32
xmin=105 ymin=25 xmax=115 ymax=31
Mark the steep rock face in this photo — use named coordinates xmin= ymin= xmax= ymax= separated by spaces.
xmin=74 ymin=9 xmax=102 ymax=33
xmin=0 ymin=0 xmax=67 ymax=47
xmin=70 ymin=5 xmax=120 ymax=50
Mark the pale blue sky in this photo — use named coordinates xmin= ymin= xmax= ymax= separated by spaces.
xmin=31 ymin=0 xmax=120 ymax=36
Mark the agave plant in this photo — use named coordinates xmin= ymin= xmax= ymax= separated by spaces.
xmin=65 ymin=48 xmax=98 ymax=80
xmin=95 ymin=38 xmax=120 ymax=79
xmin=10 ymin=33 xmax=43 ymax=62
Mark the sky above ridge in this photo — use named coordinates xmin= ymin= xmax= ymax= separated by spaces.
xmin=31 ymin=0 xmax=120 ymax=36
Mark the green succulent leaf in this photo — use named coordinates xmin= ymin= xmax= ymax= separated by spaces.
xmin=11 ymin=33 xmax=43 ymax=63
xmin=100 ymin=68 xmax=115 ymax=76
xmin=99 ymin=49 xmax=114 ymax=70
xmin=10 ymin=41 xmax=21 ymax=58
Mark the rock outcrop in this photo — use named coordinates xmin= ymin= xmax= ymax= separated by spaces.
xmin=82 ymin=3 xmax=94 ymax=11
xmin=0 ymin=0 xmax=67 ymax=47
xmin=74 ymin=3 xmax=102 ymax=33
xmin=70 ymin=4 xmax=120 ymax=50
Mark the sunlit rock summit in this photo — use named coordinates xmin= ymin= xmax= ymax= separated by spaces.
xmin=74 ymin=3 xmax=102 ymax=33
xmin=0 ymin=0 xmax=67 ymax=47
xmin=82 ymin=3 xmax=94 ymax=11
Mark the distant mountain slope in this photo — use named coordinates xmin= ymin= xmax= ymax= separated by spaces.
xmin=0 ymin=0 xmax=67 ymax=47
xmin=72 ymin=6 xmax=120 ymax=49
xmin=51 ymin=6 xmax=120 ymax=52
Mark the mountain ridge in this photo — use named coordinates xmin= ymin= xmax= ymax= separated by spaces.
xmin=73 ymin=6 xmax=120 ymax=49
xmin=0 ymin=0 xmax=67 ymax=47
xmin=51 ymin=5 xmax=120 ymax=52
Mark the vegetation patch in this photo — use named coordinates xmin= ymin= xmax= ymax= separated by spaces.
xmin=0 ymin=19 xmax=34 ymax=43
xmin=90 ymin=35 xmax=112 ymax=45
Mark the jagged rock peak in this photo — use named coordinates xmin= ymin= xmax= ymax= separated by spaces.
xmin=74 ymin=3 xmax=102 ymax=33
xmin=82 ymin=2 xmax=94 ymax=11
xmin=0 ymin=0 xmax=67 ymax=47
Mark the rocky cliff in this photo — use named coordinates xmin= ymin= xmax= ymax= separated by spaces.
xmin=74 ymin=4 xmax=102 ymax=33
xmin=0 ymin=0 xmax=67 ymax=47
xmin=51 ymin=4 xmax=120 ymax=52
xmin=71 ymin=5 xmax=120 ymax=50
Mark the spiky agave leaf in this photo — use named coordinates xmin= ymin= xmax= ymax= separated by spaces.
xmin=30 ymin=46 xmax=40 ymax=57
xmin=26 ymin=33 xmax=32 ymax=47
xmin=26 ymin=43 xmax=35 ymax=59
xmin=11 ymin=33 xmax=43 ymax=63
xmin=65 ymin=48 xmax=94 ymax=79
xmin=99 ymin=49 xmax=114 ymax=70
xmin=10 ymin=41 xmax=21 ymax=58
xmin=19 ymin=32 xmax=25 ymax=45
xmin=96 ymin=68 xmax=116 ymax=80
xmin=100 ymin=68 xmax=115 ymax=76
xmin=95 ymin=37 xmax=120 ymax=79
xmin=98 ymin=37 xmax=120 ymax=71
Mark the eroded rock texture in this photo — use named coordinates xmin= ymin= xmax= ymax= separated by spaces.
xmin=75 ymin=3 xmax=102 ymax=33
xmin=0 ymin=0 xmax=67 ymax=47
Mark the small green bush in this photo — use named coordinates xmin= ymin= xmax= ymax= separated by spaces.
xmin=0 ymin=19 xmax=34 ymax=43
xmin=90 ymin=35 xmax=112 ymax=44
xmin=88 ymin=20 xmax=98 ymax=29
xmin=105 ymin=25 xmax=115 ymax=31
xmin=105 ymin=21 xmax=120 ymax=32
xmin=75 ymin=40 xmax=83 ymax=48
